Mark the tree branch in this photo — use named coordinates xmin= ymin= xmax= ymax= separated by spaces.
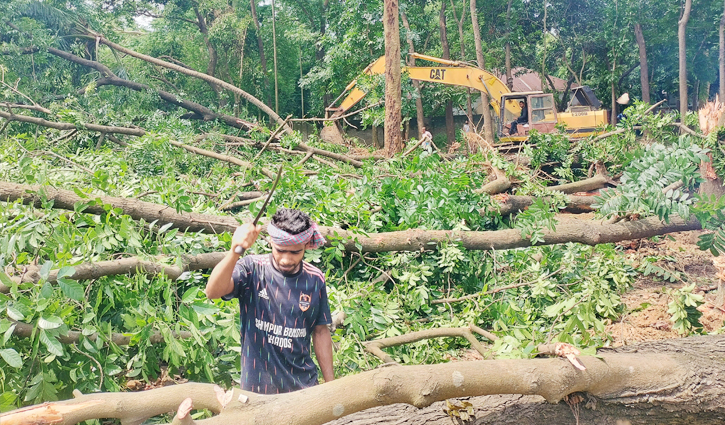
xmin=0 ymin=181 xmax=705 ymax=253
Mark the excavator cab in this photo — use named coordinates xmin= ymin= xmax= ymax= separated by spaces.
xmin=499 ymin=92 xmax=558 ymax=140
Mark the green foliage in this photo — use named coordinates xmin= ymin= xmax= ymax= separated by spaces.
xmin=523 ymin=130 xmax=571 ymax=170
xmin=666 ymin=284 xmax=704 ymax=335
xmin=594 ymin=137 xmax=707 ymax=222
xmin=637 ymin=256 xmax=683 ymax=283
xmin=512 ymin=197 xmax=563 ymax=245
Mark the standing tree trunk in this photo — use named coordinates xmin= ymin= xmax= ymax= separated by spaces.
xmin=450 ymin=0 xmax=473 ymax=125
xmin=505 ymin=0 xmax=514 ymax=90
xmin=611 ymin=58 xmax=618 ymax=126
xmin=250 ymin=0 xmax=271 ymax=107
xmin=400 ymin=10 xmax=426 ymax=139
xmin=439 ymin=2 xmax=455 ymax=146
xmin=634 ymin=23 xmax=651 ymax=104
xmin=383 ymin=0 xmax=403 ymax=157
xmin=720 ymin=0 xmax=725 ymax=103
xmin=470 ymin=0 xmax=495 ymax=143
xmin=679 ymin=0 xmax=693 ymax=131
xmin=271 ymin=0 xmax=279 ymax=114
xmin=193 ymin=7 xmax=223 ymax=106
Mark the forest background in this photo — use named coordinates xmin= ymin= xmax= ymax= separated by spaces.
xmin=2 ymin=0 xmax=725 ymax=423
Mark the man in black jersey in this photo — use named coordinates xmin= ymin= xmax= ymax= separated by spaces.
xmin=205 ymin=208 xmax=334 ymax=394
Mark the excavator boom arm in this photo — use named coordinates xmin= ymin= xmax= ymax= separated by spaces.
xmin=328 ymin=56 xmax=514 ymax=118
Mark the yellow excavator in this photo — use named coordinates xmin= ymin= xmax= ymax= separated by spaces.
xmin=326 ymin=54 xmax=608 ymax=143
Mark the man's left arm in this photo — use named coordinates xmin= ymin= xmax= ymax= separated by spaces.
xmin=312 ymin=325 xmax=334 ymax=383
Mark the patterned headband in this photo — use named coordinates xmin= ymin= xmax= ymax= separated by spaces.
xmin=267 ymin=222 xmax=326 ymax=249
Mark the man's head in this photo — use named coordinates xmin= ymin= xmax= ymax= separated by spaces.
xmin=519 ymin=100 xmax=525 ymax=108
xmin=268 ymin=209 xmax=318 ymax=274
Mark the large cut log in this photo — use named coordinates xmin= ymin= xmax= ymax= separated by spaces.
xmin=0 ymin=181 xmax=703 ymax=253
xmin=2 ymin=335 xmax=724 ymax=425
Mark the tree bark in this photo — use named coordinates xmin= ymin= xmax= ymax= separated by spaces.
xmin=470 ymin=0 xmax=495 ymax=143
xmin=0 ymin=181 xmax=703 ymax=253
xmin=3 ymin=335 xmax=725 ymax=425
xmin=400 ymin=10 xmax=426 ymax=139
xmin=634 ymin=23 xmax=651 ymax=104
xmin=679 ymin=0 xmax=693 ymax=131
xmin=439 ymin=2 xmax=455 ymax=146
xmin=383 ymin=0 xmax=403 ymax=157
xmin=96 ymin=36 xmax=291 ymax=133
xmin=492 ymin=194 xmax=597 ymax=216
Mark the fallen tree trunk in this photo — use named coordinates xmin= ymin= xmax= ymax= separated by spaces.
xmin=546 ymin=173 xmax=611 ymax=194
xmin=96 ymin=35 xmax=291 ymax=134
xmin=491 ymin=194 xmax=597 ymax=216
xmin=167 ymin=140 xmax=276 ymax=179
xmin=211 ymin=134 xmax=363 ymax=168
xmin=8 ymin=320 xmax=192 ymax=346
xmin=0 ymin=181 xmax=704 ymax=253
xmin=2 ymin=335 xmax=724 ymax=425
xmin=47 ymin=48 xmax=260 ymax=133
xmin=0 ymin=110 xmax=146 ymax=137
xmin=473 ymin=168 xmax=511 ymax=195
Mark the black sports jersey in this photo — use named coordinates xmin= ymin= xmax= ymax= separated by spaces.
xmin=223 ymin=254 xmax=331 ymax=394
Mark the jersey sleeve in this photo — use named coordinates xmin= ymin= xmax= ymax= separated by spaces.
xmin=221 ymin=256 xmax=254 ymax=301
xmin=315 ymin=280 xmax=332 ymax=326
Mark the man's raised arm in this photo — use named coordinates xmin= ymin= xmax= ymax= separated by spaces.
xmin=205 ymin=223 xmax=260 ymax=299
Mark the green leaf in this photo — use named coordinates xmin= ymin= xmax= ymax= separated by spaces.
xmin=38 ymin=316 xmax=63 ymax=330
xmin=40 ymin=282 xmax=53 ymax=299
xmin=181 ymin=287 xmax=199 ymax=304
xmin=6 ymin=305 xmax=24 ymax=321
xmin=0 ymin=348 xmax=22 ymax=368
xmin=0 ymin=391 xmax=18 ymax=413
xmin=191 ymin=302 xmax=219 ymax=316
xmin=39 ymin=330 xmax=64 ymax=356
xmin=56 ymin=266 xmax=76 ymax=280
xmin=58 ymin=278 xmax=84 ymax=301
xmin=39 ymin=261 xmax=53 ymax=282
xmin=2 ymin=323 xmax=15 ymax=345
xmin=0 ymin=271 xmax=14 ymax=289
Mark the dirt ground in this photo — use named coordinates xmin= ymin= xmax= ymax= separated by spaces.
xmin=606 ymin=229 xmax=725 ymax=347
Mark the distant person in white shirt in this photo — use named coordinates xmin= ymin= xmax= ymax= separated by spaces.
xmin=421 ymin=127 xmax=433 ymax=153
xmin=463 ymin=120 xmax=470 ymax=133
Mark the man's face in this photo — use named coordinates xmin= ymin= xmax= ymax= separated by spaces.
xmin=270 ymin=241 xmax=307 ymax=274
xmin=519 ymin=101 xmax=525 ymax=108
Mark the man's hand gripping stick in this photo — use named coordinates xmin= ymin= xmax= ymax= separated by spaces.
xmin=234 ymin=165 xmax=283 ymax=255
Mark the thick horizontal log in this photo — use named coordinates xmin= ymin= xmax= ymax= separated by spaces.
xmin=2 ymin=335 xmax=724 ymax=425
xmin=0 ymin=181 xmax=703 ymax=254
xmin=491 ymin=194 xmax=597 ymax=216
